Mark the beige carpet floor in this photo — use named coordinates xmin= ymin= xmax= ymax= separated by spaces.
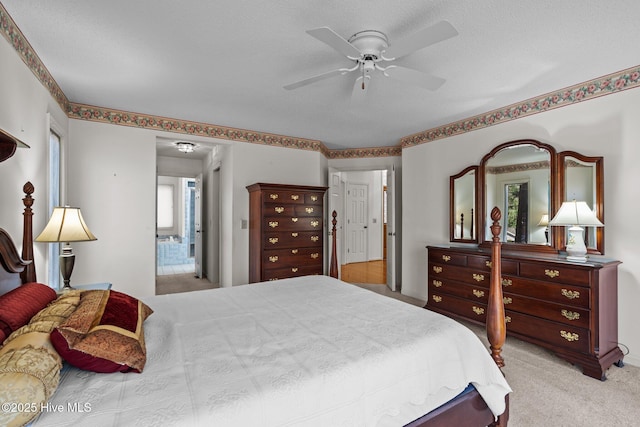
xmin=155 ymin=277 xmax=640 ymax=426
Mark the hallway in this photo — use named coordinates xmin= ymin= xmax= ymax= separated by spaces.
xmin=340 ymin=260 xmax=386 ymax=284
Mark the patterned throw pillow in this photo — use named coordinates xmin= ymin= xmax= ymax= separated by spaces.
xmin=50 ymin=290 xmax=153 ymax=373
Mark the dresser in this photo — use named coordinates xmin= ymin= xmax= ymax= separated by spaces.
xmin=426 ymin=245 xmax=623 ymax=380
xmin=247 ymin=183 xmax=327 ymax=283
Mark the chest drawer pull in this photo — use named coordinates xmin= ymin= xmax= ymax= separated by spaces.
xmin=561 ymin=289 xmax=580 ymax=299
xmin=268 ymin=237 xmax=279 ymax=244
xmin=472 ymin=306 xmax=485 ymax=315
xmin=505 ymin=316 xmax=512 ymax=323
xmin=292 ymin=217 xmax=299 ymax=222
xmin=305 ymin=207 xmax=314 ymax=214
xmin=291 ymin=267 xmax=298 ymax=273
xmin=501 ymin=278 xmax=512 ymax=287
xmin=269 ymin=256 xmax=278 ymax=263
xmin=274 ymin=207 xmax=284 ymax=213
xmin=432 ymin=266 xmax=443 ymax=273
xmin=269 ymin=278 xmax=278 ymax=281
xmin=311 ymin=220 xmax=319 ymax=227
xmin=561 ymin=310 xmax=580 ymax=321
xmin=269 ymin=221 xmax=279 ymax=228
xmin=486 ymin=261 xmax=492 ymax=268
xmin=560 ymin=330 xmax=579 ymax=342
xmin=473 ymin=273 xmax=484 ymax=282
xmin=269 ymin=194 xmax=279 ymax=200
xmin=311 ymin=235 xmax=319 ymax=242
xmin=311 ymin=195 xmax=318 ymax=202
xmin=291 ymin=249 xmax=298 ymax=254
xmin=442 ymin=255 xmax=451 ymax=262
xmin=291 ymin=194 xmax=300 ymax=200
xmin=310 ymin=253 xmax=319 ymax=259
xmin=432 ymin=280 xmax=443 ymax=287
xmin=545 ymin=269 xmax=560 ymax=278
xmin=432 ymin=295 xmax=442 ymax=303
xmin=473 ymin=289 xmax=485 ymax=298
xmin=503 ymin=297 xmax=513 ymax=305
xmin=291 ymin=232 xmax=299 ymax=237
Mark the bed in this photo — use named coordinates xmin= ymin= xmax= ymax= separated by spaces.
xmin=0 ymin=182 xmax=510 ymax=426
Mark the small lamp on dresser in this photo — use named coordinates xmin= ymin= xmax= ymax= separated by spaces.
xmin=548 ymin=200 xmax=603 ymax=262
xmin=537 ymin=213 xmax=549 ymax=244
xmin=36 ymin=206 xmax=97 ymax=292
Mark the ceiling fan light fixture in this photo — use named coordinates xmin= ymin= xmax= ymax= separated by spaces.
xmin=175 ymin=141 xmax=195 ymax=153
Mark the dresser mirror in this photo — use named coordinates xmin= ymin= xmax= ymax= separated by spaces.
xmin=558 ymin=151 xmax=604 ymax=254
xmin=450 ymin=166 xmax=477 ymax=242
xmin=451 ymin=139 xmax=605 ymax=254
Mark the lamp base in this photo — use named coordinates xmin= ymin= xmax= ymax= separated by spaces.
xmin=566 ymin=255 xmax=588 ymax=263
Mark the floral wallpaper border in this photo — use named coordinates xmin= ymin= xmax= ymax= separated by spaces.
xmin=2 ymin=4 xmax=639 ymax=160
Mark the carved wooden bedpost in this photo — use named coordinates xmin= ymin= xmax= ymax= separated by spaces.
xmin=329 ymin=210 xmax=338 ymax=279
xmin=487 ymin=206 xmax=505 ymax=368
xmin=21 ymin=181 xmax=36 ymax=283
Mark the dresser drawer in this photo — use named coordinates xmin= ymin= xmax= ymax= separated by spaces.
xmin=502 ymin=292 xmax=589 ymax=328
xmin=429 ymin=277 xmax=489 ymax=303
xmin=519 ymin=262 xmax=591 ymax=286
xmin=264 ymin=216 xmax=323 ymax=231
xmin=263 ymin=247 xmax=322 ymax=266
xmin=467 ymin=255 xmax=518 ymax=275
xmin=506 ymin=310 xmax=590 ymax=353
xmin=428 ymin=293 xmax=487 ymax=323
xmin=430 ymin=263 xmax=490 ymax=287
xmin=428 ymin=250 xmax=467 ymax=266
xmin=263 ymin=231 xmax=322 ymax=248
xmin=263 ymin=190 xmax=306 ymax=204
xmin=262 ymin=264 xmax=323 ymax=281
xmin=263 ymin=204 xmax=322 ymax=217
xmin=500 ymin=275 xmax=589 ymax=309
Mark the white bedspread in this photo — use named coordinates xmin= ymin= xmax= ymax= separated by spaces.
xmin=35 ymin=276 xmax=510 ymax=426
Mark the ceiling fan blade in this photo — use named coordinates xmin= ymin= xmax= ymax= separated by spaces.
xmin=383 ymin=20 xmax=458 ymax=60
xmin=284 ymin=68 xmax=348 ymax=90
xmin=384 ymin=65 xmax=446 ymax=91
xmin=306 ymin=27 xmax=362 ymax=58
xmin=350 ymin=75 xmax=370 ymax=108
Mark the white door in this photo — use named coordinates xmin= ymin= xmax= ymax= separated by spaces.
xmin=386 ymin=167 xmax=396 ymax=291
xmin=327 ymin=168 xmax=343 ymax=277
xmin=346 ymin=183 xmax=368 ymax=264
xmin=194 ymin=174 xmax=203 ymax=278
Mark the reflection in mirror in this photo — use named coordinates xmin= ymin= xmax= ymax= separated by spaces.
xmin=484 ymin=143 xmax=551 ymax=246
xmin=561 ymin=153 xmax=604 ymax=254
xmin=450 ymin=166 xmax=477 ymax=242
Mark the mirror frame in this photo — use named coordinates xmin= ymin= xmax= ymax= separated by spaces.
xmin=478 ymin=139 xmax=559 ymax=253
xmin=557 ymin=151 xmax=604 ymax=255
xmin=450 ymin=165 xmax=478 ymax=243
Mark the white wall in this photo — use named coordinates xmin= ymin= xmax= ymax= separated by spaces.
xmin=401 ymin=87 xmax=640 ymax=367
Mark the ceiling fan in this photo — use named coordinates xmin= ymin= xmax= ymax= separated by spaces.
xmin=284 ymin=21 xmax=458 ymax=101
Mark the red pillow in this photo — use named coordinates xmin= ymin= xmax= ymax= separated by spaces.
xmin=51 ymin=290 xmax=153 ymax=373
xmin=0 ymin=282 xmax=56 ymax=338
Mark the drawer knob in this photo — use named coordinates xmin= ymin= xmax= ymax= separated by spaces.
xmin=473 ymin=289 xmax=485 ymax=298
xmin=291 ymin=194 xmax=300 ymax=200
xmin=269 ymin=278 xmax=278 ymax=281
xmin=269 ymin=221 xmax=279 ymax=228
xmin=545 ymin=269 xmax=560 ymax=278
xmin=561 ymin=289 xmax=580 ymax=299
xmin=311 ymin=235 xmax=319 ymax=242
xmin=311 ymin=195 xmax=318 ymax=201
xmin=432 ymin=280 xmax=443 ymax=288
xmin=486 ymin=261 xmax=492 ymax=268
xmin=274 ymin=207 xmax=284 ymax=213
xmin=306 ymin=207 xmax=314 ymax=214
xmin=503 ymin=297 xmax=513 ymax=305
xmin=472 ymin=273 xmax=484 ymax=282
xmin=442 ymin=255 xmax=451 ymax=262
xmin=310 ymin=253 xmax=319 ymax=259
xmin=501 ymin=278 xmax=512 ymax=287
xmin=269 ymin=256 xmax=279 ymax=263
xmin=560 ymin=330 xmax=579 ymax=342
xmin=561 ymin=310 xmax=580 ymax=321
xmin=291 ymin=267 xmax=298 ymax=273
xmin=269 ymin=194 xmax=279 ymax=200
xmin=291 ymin=232 xmax=299 ymax=237
xmin=311 ymin=220 xmax=319 ymax=227
xmin=505 ymin=316 xmax=512 ymax=323
xmin=292 ymin=217 xmax=299 ymax=222
xmin=268 ymin=237 xmax=279 ymax=244
xmin=432 ymin=295 xmax=442 ymax=303
xmin=432 ymin=266 xmax=443 ymax=273
xmin=472 ymin=306 xmax=485 ymax=315
xmin=291 ymin=249 xmax=298 ymax=254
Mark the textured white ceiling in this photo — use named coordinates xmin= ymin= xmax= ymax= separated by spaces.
xmin=3 ymin=1 xmax=640 ymax=150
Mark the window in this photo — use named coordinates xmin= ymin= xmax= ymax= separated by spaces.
xmin=48 ymin=129 xmax=61 ymax=289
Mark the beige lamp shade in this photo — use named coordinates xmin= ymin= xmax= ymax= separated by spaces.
xmin=537 ymin=214 xmax=549 ymax=227
xmin=36 ymin=207 xmax=97 ymax=242
xmin=548 ymin=201 xmax=603 ymax=227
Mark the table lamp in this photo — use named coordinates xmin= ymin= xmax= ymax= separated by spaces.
xmin=548 ymin=200 xmax=602 ymax=262
xmin=36 ymin=206 xmax=97 ymax=291
xmin=537 ymin=213 xmax=549 ymax=243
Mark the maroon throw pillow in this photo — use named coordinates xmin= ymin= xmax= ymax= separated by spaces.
xmin=0 ymin=282 xmax=57 ymax=335
xmin=51 ymin=290 xmax=153 ymax=373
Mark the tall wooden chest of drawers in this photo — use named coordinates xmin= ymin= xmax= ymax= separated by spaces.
xmin=247 ymin=183 xmax=327 ymax=283
xmin=426 ymin=245 xmax=623 ymax=380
